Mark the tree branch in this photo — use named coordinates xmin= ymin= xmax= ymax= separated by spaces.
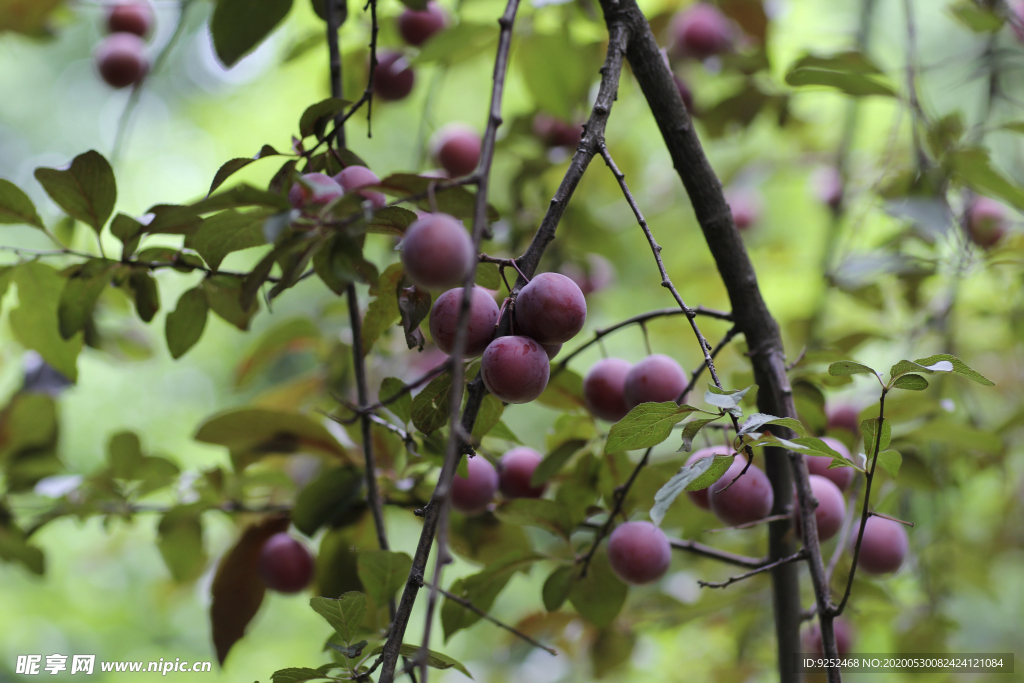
xmin=698 ymin=550 xmax=807 ymax=589
xmin=437 ymin=587 xmax=558 ymax=655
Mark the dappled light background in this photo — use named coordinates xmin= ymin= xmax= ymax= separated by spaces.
xmin=1 ymin=0 xmax=1023 ymax=681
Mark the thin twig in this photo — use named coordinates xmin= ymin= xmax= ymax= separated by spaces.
xmin=680 ymin=325 xmax=741 ymax=403
xmin=698 ymin=550 xmax=807 ymax=589
xmin=868 ymin=511 xmax=914 ymax=527
xmin=704 ymin=513 xmax=791 ymax=533
xmin=438 ymin=587 xmax=558 ymax=655
xmin=578 ymin=448 xmax=652 ymax=577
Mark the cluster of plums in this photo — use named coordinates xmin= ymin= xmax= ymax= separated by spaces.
xmin=257 ymin=532 xmax=315 ymax=594
xmin=288 ymin=165 xmax=387 ymax=213
xmin=408 ymin=216 xmax=587 ymax=403
xmin=95 ymin=1 xmax=153 ymax=89
xmin=450 ymin=447 xmax=546 ymax=513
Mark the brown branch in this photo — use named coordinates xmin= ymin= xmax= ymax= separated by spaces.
xmin=698 ymin=550 xmax=807 ymax=589
xmin=578 ymin=447 xmax=652 ymax=577
xmin=704 ymin=513 xmax=791 ymax=534
xmin=680 ymin=325 xmax=741 ymax=403
xmin=375 ymin=21 xmax=629 ymax=683
xmin=553 ymin=307 xmax=734 ymax=377
xmin=438 ymin=587 xmax=558 ymax=655
xmin=592 ymin=0 xmax=833 ymax=679
xmin=868 ymin=511 xmax=914 ymax=527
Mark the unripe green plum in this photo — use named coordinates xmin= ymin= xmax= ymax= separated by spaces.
xmin=480 ymin=336 xmax=550 ymax=404
xmin=451 ymin=455 xmax=498 ymax=514
xmin=428 ymin=286 xmax=499 ymax=357
xmin=400 ymin=213 xmax=475 ymax=289
xmin=608 ymin=520 xmax=672 ymax=585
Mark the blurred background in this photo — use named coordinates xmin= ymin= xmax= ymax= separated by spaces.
xmin=1 ymin=0 xmax=1023 ymax=681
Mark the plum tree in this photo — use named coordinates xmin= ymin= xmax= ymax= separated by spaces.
xmin=400 ymin=213 xmax=475 ymax=289
xmin=532 ymin=114 xmax=583 ymax=149
xmin=607 ymin=520 xmax=672 ymax=585
xmin=708 ymin=458 xmax=774 ymax=526
xmin=803 ymin=619 xmax=853 ymax=656
xmin=967 ymin=196 xmax=1008 ymax=248
xmin=804 ymin=437 xmax=855 ymax=492
xmin=334 ymin=165 xmax=386 ymax=208
xmin=480 ymin=336 xmax=550 ymax=404
xmin=373 ymin=51 xmax=415 ymax=101
xmin=827 ymin=404 xmax=861 ymax=435
xmin=428 ymin=286 xmax=499 ymax=357
xmin=726 ymin=187 xmax=762 ymax=231
xmin=583 ymin=358 xmax=632 ymax=422
xmin=95 ymin=33 xmax=149 ymax=89
xmin=450 ymin=455 xmax=498 ymax=514
xmin=514 ymin=272 xmax=587 ymax=344
xmin=684 ymin=445 xmax=732 ymax=510
xmin=288 ymin=173 xmax=344 ymax=211
xmin=794 ymin=475 xmax=845 ymax=542
xmin=432 ymin=125 xmax=481 ymax=178
xmin=258 ymin=533 xmax=315 ymax=594
xmin=105 ymin=1 xmax=154 ymax=38
xmin=498 ymin=447 xmax=546 ymax=499
xmin=397 ymin=2 xmax=446 ymax=46
xmin=623 ymin=354 xmax=687 ymax=409
xmin=854 ymin=516 xmax=909 ymax=574
xmin=669 ymin=3 xmax=734 ymax=60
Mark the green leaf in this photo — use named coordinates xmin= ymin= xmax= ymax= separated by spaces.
xmin=362 ymin=644 xmax=472 ymax=679
xmin=0 ymin=522 xmax=45 ymax=575
xmin=828 ymin=360 xmax=880 ymax=378
xmin=57 ymin=259 xmax=118 ymax=339
xmin=678 ymin=416 xmax=724 ymax=452
xmin=441 ymin=551 xmax=540 ymax=640
xmin=474 ymin=262 xmax=501 ymax=290
xmin=861 ymin=417 xmax=891 ymax=461
xmin=165 ymin=287 xmax=209 ymax=359
xmin=891 ymin=373 xmax=928 ymax=391
xmin=11 ymin=262 xmax=82 ymax=381
xmin=310 ymin=593 xmax=367 ymax=645
xmin=0 ymin=179 xmax=43 ymax=228
xmin=737 ymin=413 xmax=806 ymax=437
xmin=356 ymin=550 xmax=413 ymax=608
xmin=140 ymin=204 xmax=204 ymax=235
xmin=569 ymin=551 xmax=627 ymax=628
xmin=650 ymin=455 xmax=732 ymax=526
xmin=210 ymin=0 xmax=293 ymax=68
xmin=785 ymin=51 xmax=896 ymax=97
xmin=531 ymin=439 xmax=588 ymax=486
xmin=110 ymin=213 xmax=143 ymax=258
xmin=948 ymin=147 xmax=1024 ymax=211
xmin=494 ymin=498 xmax=574 ymax=540
xmin=411 ymin=372 xmax=454 ymax=435
xmin=34 ymin=150 xmax=116 ymax=235
xmin=947 ymin=1 xmax=1004 ymax=32
xmin=876 ymin=449 xmax=902 ymax=478
xmin=542 ymin=564 xmax=574 ymax=612
xmin=299 ymin=97 xmax=349 ymax=139
xmin=192 ymin=183 xmax=291 ymax=214
xmin=605 ymin=402 xmax=705 ymax=453
xmin=270 ymin=667 xmax=331 ymax=683
xmin=537 ymin=368 xmax=587 ymax=411
xmin=208 ymin=147 xmax=279 ymax=196
xmin=127 ymin=270 xmax=160 ymax=323
xmin=488 ymin=420 xmax=521 ymax=443
xmin=517 ymin=32 xmax=602 ymax=120
xmin=361 ymin=263 xmax=404 ymax=354
xmin=186 ymin=209 xmax=272 ymax=270
xmin=157 ymin=505 xmax=206 ymax=582
xmin=202 ymin=275 xmax=259 ymax=330
xmin=313 ymin=233 xmax=378 ymax=294
xmin=380 ymin=377 xmax=413 ymax=424
xmin=704 ymin=384 xmax=752 ymax=417
xmin=470 ymin=394 xmax=504 ymax=442
xmin=397 ymin=284 xmax=431 ymax=351
xmin=376 ymin=173 xmax=497 ymax=222
xmin=912 ymin=353 xmax=994 ymax=386
xmin=194 ymin=407 xmax=349 ymax=466
xmin=292 ymin=466 xmax=363 ymax=536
